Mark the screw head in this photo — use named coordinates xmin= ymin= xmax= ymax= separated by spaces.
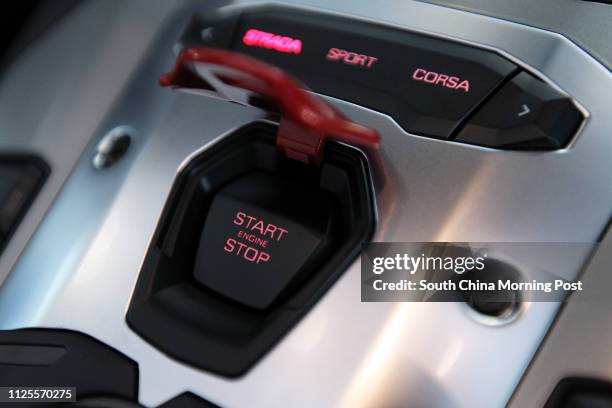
xmin=93 ymin=126 xmax=133 ymax=170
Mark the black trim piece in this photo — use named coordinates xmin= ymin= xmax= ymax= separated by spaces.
xmin=544 ymin=377 xmax=612 ymax=407
xmin=0 ymin=154 xmax=49 ymax=255
xmin=158 ymin=392 xmax=220 ymax=408
xmin=0 ymin=328 xmax=139 ymax=402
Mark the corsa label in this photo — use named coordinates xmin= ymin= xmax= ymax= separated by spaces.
xmin=412 ymin=68 xmax=470 ymax=92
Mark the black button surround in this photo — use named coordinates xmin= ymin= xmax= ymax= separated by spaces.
xmin=126 ymin=123 xmax=375 ymax=377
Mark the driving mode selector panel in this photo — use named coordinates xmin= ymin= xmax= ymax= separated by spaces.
xmin=181 ymin=5 xmax=584 ymax=150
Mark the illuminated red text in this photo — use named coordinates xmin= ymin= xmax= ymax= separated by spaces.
xmin=411 ymin=68 xmax=470 ymax=92
xmin=222 ymin=211 xmax=289 ymax=265
xmin=326 ymin=48 xmax=378 ymax=69
xmin=233 ymin=211 xmax=288 ymax=241
xmin=224 ymin=239 xmax=271 ymax=264
xmin=242 ymin=29 xmax=302 ymax=54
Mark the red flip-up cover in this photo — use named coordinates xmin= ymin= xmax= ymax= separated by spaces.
xmin=160 ymin=47 xmax=381 ymax=167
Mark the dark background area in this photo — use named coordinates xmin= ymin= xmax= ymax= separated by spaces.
xmin=0 ymin=0 xmax=80 ymax=70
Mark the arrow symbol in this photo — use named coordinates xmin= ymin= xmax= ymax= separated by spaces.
xmin=517 ymin=104 xmax=530 ymax=117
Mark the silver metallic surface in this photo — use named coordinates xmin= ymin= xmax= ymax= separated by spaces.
xmin=509 ymin=225 xmax=612 ymax=408
xmin=418 ymin=0 xmax=612 ymax=70
xmin=0 ymin=0 xmax=610 ymax=407
xmin=0 ymin=0 xmax=192 ymax=284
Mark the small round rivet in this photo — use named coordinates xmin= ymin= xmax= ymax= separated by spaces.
xmin=93 ymin=126 xmax=133 ymax=170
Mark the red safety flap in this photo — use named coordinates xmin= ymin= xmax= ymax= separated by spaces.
xmin=160 ymin=47 xmax=382 ymax=169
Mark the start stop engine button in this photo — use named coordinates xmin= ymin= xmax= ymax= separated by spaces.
xmin=193 ymin=170 xmax=337 ymax=310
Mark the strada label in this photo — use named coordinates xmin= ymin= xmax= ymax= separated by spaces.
xmin=242 ymin=29 xmax=303 ymax=54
